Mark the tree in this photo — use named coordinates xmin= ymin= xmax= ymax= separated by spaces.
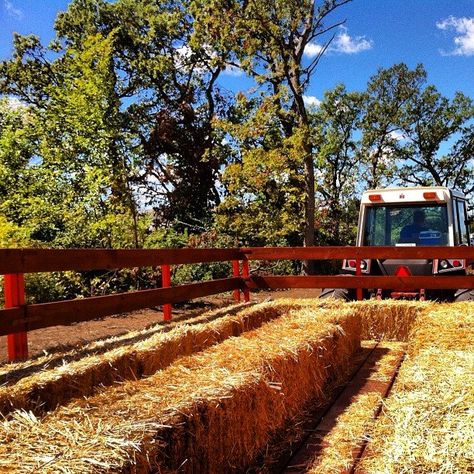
xmin=0 ymin=32 xmax=147 ymax=247
xmin=53 ymin=0 xmax=232 ymax=228
xmin=1 ymin=0 xmax=233 ymax=241
xmin=193 ymin=0 xmax=351 ymax=272
xmin=398 ymin=86 xmax=474 ymax=192
xmin=359 ymin=64 xmax=474 ymax=196
xmin=312 ymin=84 xmax=362 ymax=244
xmin=215 ymin=94 xmax=305 ymax=246
xmin=359 ymin=64 xmax=427 ymax=189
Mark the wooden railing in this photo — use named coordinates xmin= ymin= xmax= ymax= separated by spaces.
xmin=1 ymin=246 xmax=474 ymax=361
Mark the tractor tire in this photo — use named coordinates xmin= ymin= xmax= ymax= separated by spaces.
xmin=454 ymin=289 xmax=474 ymax=302
xmin=319 ymin=287 xmax=351 ymax=301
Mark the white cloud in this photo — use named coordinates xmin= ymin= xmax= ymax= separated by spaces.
xmin=304 ymin=26 xmax=373 ymax=58
xmin=174 ymin=45 xmax=210 ymax=74
xmin=330 ymin=26 xmax=373 ymax=54
xmin=3 ymin=0 xmax=23 ymax=19
xmin=436 ymin=16 xmax=474 ymax=56
xmin=303 ymin=95 xmax=321 ymax=107
xmin=222 ymin=64 xmax=244 ymax=77
xmin=304 ymin=42 xmax=324 ymax=58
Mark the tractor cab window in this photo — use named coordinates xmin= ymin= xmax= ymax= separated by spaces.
xmin=363 ymin=204 xmax=449 ymax=246
xmin=454 ymin=199 xmax=469 ymax=245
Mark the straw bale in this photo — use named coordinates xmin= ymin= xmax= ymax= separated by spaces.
xmin=357 ymin=348 xmax=474 ymax=474
xmin=0 ymin=302 xmax=293 ymax=417
xmin=407 ymin=302 xmax=474 ymax=355
xmin=351 ymin=300 xmax=429 ymax=342
xmin=0 ymin=305 xmax=360 ymax=473
xmin=0 ymin=302 xmax=253 ymax=385
xmin=357 ymin=302 xmax=474 ymax=474
xmin=306 ymin=342 xmax=405 ymax=474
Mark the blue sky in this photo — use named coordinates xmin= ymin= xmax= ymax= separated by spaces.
xmin=1 ymin=0 xmax=473 ymax=103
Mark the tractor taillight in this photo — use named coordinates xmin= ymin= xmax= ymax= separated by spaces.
xmin=369 ymin=194 xmax=382 ymax=202
xmin=440 ymin=259 xmax=450 ymax=269
xmin=434 ymin=259 xmax=465 ymax=273
xmin=343 ymin=259 xmax=371 ymax=273
xmin=423 ymin=191 xmax=437 ymax=200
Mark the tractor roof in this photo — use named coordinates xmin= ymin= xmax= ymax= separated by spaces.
xmin=361 ymin=186 xmax=466 ymax=204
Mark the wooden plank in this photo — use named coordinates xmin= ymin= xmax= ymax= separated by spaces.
xmin=0 ymin=277 xmax=243 ymax=336
xmin=243 ymin=246 xmax=474 ymax=260
xmin=248 ymin=275 xmax=474 ymax=290
xmin=0 ymin=248 xmax=243 ymax=274
xmin=1 ymin=246 xmax=473 ymax=274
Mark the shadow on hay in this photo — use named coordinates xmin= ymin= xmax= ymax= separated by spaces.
xmin=245 ymin=345 xmax=391 ymax=473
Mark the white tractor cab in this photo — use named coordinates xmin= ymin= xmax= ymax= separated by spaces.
xmin=320 ymin=186 xmax=473 ymax=302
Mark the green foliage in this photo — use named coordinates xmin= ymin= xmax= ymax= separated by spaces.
xmin=1 ymin=0 xmax=473 ymax=304
xmin=312 ymin=85 xmax=363 ymax=244
xmin=360 ymin=63 xmax=474 ymax=193
xmin=216 ymin=95 xmax=305 ymax=246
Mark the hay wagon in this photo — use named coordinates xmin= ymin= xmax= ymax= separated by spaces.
xmin=0 ymin=246 xmax=473 ymax=473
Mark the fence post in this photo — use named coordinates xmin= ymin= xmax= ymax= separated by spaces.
xmin=161 ymin=264 xmax=172 ymax=320
xmin=355 ymin=258 xmax=363 ymax=301
xmin=4 ymin=273 xmax=28 ymax=361
xmin=242 ymin=258 xmax=250 ymax=302
xmin=232 ymin=260 xmax=241 ymax=303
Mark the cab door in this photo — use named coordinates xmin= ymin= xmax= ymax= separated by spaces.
xmin=453 ymin=199 xmax=470 ymax=246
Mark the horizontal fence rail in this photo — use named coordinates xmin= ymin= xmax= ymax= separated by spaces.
xmin=0 ymin=278 xmax=244 ymax=337
xmin=242 ymin=246 xmax=474 ymax=260
xmin=0 ymin=248 xmax=243 ymax=274
xmin=1 ymin=246 xmax=474 ymax=361
xmin=249 ymin=276 xmax=474 ymax=290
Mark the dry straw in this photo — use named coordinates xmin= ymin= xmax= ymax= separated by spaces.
xmin=1 ymin=298 xmax=471 ymax=474
xmin=350 ymin=299 xmax=430 ymax=342
xmin=306 ymin=341 xmax=406 ymax=474
xmin=358 ymin=302 xmax=474 ymax=474
xmin=0 ymin=304 xmax=360 ymax=473
xmin=0 ymin=301 xmax=294 ymax=417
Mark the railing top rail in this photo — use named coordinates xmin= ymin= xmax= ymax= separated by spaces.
xmin=1 ymin=246 xmax=474 ymax=274
xmin=243 ymin=246 xmax=474 ymax=260
xmin=0 ymin=248 xmax=243 ymax=274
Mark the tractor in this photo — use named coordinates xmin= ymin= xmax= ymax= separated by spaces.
xmin=320 ymin=186 xmax=473 ymax=302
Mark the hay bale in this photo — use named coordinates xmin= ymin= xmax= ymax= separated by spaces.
xmin=357 ymin=302 xmax=474 ymax=473
xmin=358 ymin=348 xmax=474 ymax=474
xmin=0 ymin=302 xmax=293 ymax=417
xmin=351 ymin=300 xmax=428 ymax=342
xmin=0 ymin=305 xmax=360 ymax=473
xmin=407 ymin=302 xmax=474 ymax=355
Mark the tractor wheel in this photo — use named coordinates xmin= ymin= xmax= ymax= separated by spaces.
xmin=454 ymin=289 xmax=474 ymax=302
xmin=319 ymin=287 xmax=351 ymax=301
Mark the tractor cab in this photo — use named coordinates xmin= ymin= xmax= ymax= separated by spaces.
xmin=321 ymin=186 xmax=472 ymax=301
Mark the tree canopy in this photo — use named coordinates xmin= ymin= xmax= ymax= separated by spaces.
xmin=0 ymin=0 xmax=473 ymax=279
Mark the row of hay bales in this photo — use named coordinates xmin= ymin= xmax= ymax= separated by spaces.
xmin=300 ymin=301 xmax=474 ymax=474
xmin=0 ymin=301 xmax=362 ymax=472
xmin=357 ymin=302 xmax=474 ymax=474
xmin=0 ymin=299 xmax=472 ymax=473
xmin=0 ymin=302 xmax=292 ymax=416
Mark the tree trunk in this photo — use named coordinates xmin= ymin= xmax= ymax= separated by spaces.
xmin=303 ymin=146 xmax=315 ymax=275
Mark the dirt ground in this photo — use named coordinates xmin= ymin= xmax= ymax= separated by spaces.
xmin=0 ymin=289 xmax=321 ymax=364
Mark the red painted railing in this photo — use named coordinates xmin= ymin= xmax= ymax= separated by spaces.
xmin=1 ymin=246 xmax=474 ymax=361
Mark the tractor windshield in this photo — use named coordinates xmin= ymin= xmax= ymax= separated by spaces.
xmin=363 ymin=203 xmax=449 ymax=246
